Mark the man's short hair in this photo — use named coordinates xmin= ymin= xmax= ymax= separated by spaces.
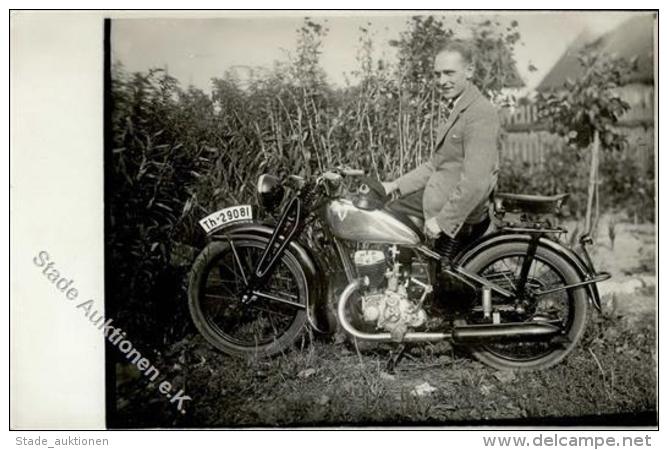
xmin=435 ymin=40 xmax=475 ymax=66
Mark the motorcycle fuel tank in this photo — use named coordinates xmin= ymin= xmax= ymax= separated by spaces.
xmin=324 ymin=199 xmax=421 ymax=245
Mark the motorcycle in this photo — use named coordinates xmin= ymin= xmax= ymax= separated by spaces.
xmin=187 ymin=167 xmax=610 ymax=370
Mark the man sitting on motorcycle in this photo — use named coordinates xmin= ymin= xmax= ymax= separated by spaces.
xmin=382 ymin=40 xmax=501 ymax=259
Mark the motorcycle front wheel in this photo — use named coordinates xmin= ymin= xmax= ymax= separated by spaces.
xmin=460 ymin=240 xmax=589 ymax=371
xmin=188 ymin=238 xmax=308 ymax=358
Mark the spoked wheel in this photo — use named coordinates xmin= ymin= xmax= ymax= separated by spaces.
xmin=461 ymin=241 xmax=589 ymax=370
xmin=188 ymin=239 xmax=308 ymax=358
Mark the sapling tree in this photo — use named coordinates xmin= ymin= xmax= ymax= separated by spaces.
xmin=536 ymin=49 xmax=636 ymax=234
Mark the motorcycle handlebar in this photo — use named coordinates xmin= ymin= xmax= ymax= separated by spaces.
xmin=283 ymin=168 xmax=364 ymax=192
xmin=341 ymin=168 xmax=365 ymax=177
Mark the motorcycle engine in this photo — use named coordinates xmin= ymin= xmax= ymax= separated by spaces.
xmin=353 ymin=247 xmax=428 ymax=341
xmin=353 ymin=250 xmax=386 ymax=288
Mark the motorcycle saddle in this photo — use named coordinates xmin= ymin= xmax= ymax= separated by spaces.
xmin=494 ymin=192 xmax=569 ymax=215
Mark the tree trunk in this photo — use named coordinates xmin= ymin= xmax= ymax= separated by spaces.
xmin=585 ymin=130 xmax=600 ymax=235
xmin=593 ymin=149 xmax=601 ymax=239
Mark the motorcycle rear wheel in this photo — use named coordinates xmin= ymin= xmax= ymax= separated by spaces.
xmin=460 ymin=240 xmax=589 ymax=371
xmin=188 ymin=239 xmax=308 ymax=358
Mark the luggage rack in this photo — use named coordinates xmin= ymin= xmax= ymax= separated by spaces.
xmin=492 ymin=192 xmax=611 ymax=305
xmin=493 ymin=192 xmax=570 ymax=233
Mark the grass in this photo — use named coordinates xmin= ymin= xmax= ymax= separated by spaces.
xmin=111 ymin=297 xmax=656 ymax=428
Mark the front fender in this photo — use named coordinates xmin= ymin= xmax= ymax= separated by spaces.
xmin=456 ymin=232 xmax=603 ymax=312
xmin=210 ymin=222 xmax=334 ymax=334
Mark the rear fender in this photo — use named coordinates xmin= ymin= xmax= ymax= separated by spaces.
xmin=210 ymin=222 xmax=334 ymax=334
xmin=456 ymin=232 xmax=603 ymax=312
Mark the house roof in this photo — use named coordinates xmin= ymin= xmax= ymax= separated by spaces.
xmin=502 ymin=62 xmax=526 ymax=89
xmin=537 ymin=14 xmax=655 ymax=91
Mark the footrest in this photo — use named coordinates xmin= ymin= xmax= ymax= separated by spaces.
xmin=591 ymin=272 xmax=612 ymax=283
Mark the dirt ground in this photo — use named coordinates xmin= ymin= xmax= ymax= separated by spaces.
xmin=111 ymin=218 xmax=657 ymax=428
xmin=567 ymin=216 xmax=656 ymax=321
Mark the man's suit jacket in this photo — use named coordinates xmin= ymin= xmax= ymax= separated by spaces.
xmin=395 ymin=83 xmax=500 ymax=238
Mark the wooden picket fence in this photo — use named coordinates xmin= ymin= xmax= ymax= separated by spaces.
xmin=499 ymin=130 xmax=563 ymax=168
xmin=500 ymin=126 xmax=654 ymax=172
xmin=499 ymin=94 xmax=654 ymax=172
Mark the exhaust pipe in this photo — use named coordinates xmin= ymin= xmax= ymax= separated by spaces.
xmin=337 ymin=278 xmax=562 ymax=344
xmin=452 ymin=322 xmax=562 ymax=343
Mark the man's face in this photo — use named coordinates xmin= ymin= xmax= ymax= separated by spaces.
xmin=433 ymin=50 xmax=474 ymax=100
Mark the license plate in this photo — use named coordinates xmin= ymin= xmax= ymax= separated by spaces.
xmin=199 ymin=205 xmax=253 ymax=234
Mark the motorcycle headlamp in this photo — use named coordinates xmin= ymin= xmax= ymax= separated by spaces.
xmin=257 ymin=174 xmax=285 ymax=212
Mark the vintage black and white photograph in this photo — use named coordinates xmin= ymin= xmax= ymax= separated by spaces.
xmin=104 ymin=11 xmax=657 ymax=428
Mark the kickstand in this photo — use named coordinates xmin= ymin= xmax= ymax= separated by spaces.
xmin=386 ymin=344 xmax=407 ymax=374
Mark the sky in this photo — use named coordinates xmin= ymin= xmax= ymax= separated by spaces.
xmin=111 ymin=11 xmax=647 ymax=95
